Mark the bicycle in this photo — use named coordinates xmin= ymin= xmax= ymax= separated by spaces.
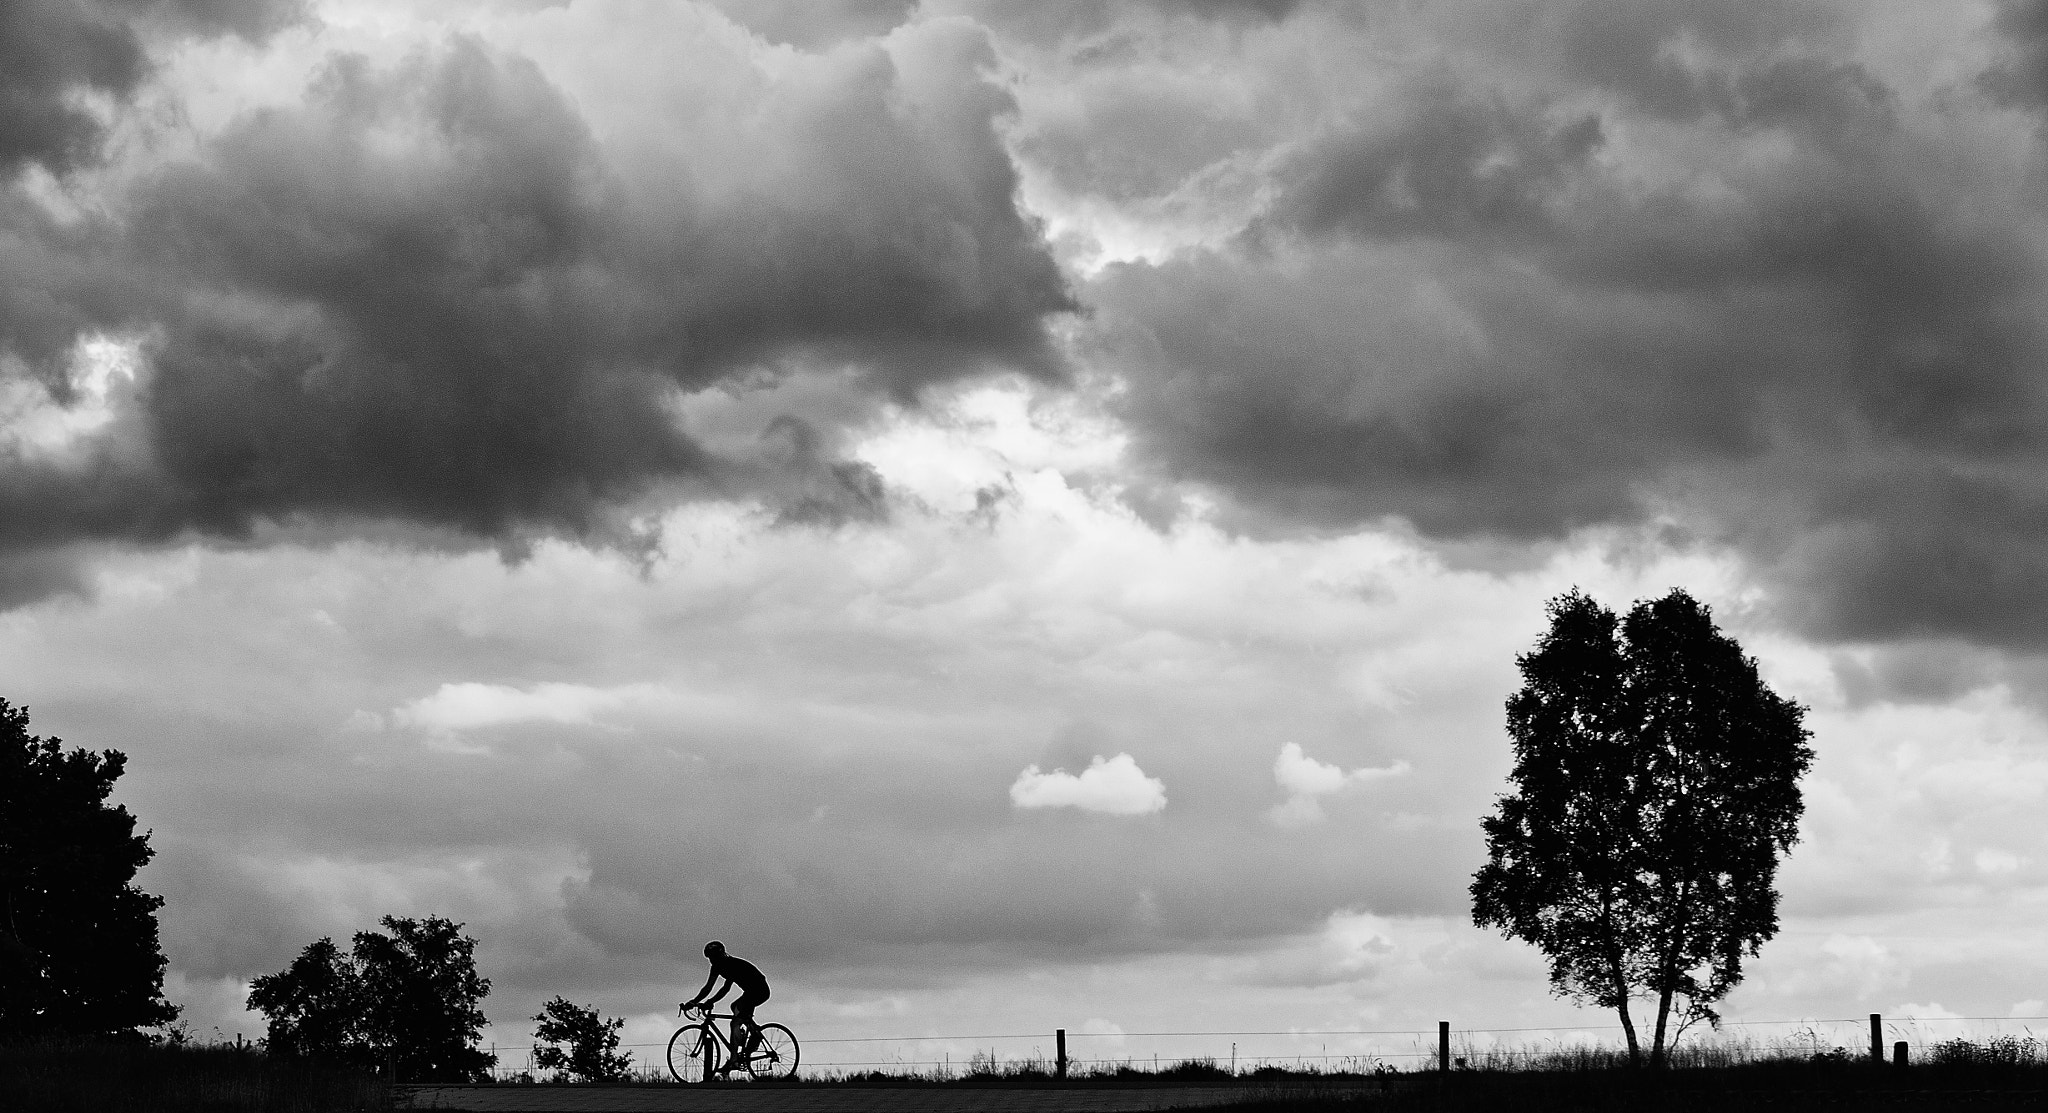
xmin=667 ymin=1005 xmax=800 ymax=1082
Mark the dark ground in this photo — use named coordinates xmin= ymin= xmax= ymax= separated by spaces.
xmin=6 ymin=1044 xmax=2046 ymax=1112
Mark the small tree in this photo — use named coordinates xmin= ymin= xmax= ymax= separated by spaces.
xmin=0 ymin=699 xmax=178 ymax=1039
xmin=1471 ymin=589 xmax=1813 ymax=1068
xmin=246 ymin=937 xmax=367 ymax=1065
xmin=532 ymin=996 xmax=632 ymax=1081
xmin=355 ymin=916 xmax=494 ymax=1082
xmin=249 ymin=916 xmax=494 ymax=1081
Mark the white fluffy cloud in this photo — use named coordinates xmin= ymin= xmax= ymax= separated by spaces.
xmin=390 ymin=681 xmax=667 ymax=735
xmin=1009 ymin=753 xmax=1167 ymax=815
xmin=1268 ymin=742 xmax=1410 ymax=827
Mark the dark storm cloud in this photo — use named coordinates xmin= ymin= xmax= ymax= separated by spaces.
xmin=1282 ymin=84 xmax=1604 ymax=250
xmin=1984 ymin=0 xmax=2048 ymax=107
xmin=1166 ymin=0 xmax=1300 ymax=20
xmin=0 ymin=1 xmax=147 ymax=177
xmin=0 ymin=0 xmax=296 ymax=373
xmin=120 ymin=43 xmax=699 ymax=541
xmin=0 ymin=25 xmax=1072 ymax=568
xmin=0 ymin=193 xmax=137 ymax=381
xmin=0 ymin=548 xmax=88 ymax=608
xmin=1094 ymin=0 xmax=2048 ymax=649
xmin=949 ymin=0 xmax=1299 ymax=55
xmin=756 ymin=417 xmax=889 ymax=528
xmin=0 ymin=0 xmax=300 ymax=177
xmin=1540 ymin=0 xmax=1854 ymax=124
xmin=1830 ymin=641 xmax=2001 ymax=710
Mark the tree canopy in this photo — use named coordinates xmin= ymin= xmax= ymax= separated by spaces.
xmin=532 ymin=996 xmax=632 ymax=1082
xmin=248 ymin=915 xmax=494 ymax=1082
xmin=1471 ymin=589 xmax=1813 ymax=1067
xmin=245 ymin=937 xmax=363 ymax=1062
xmin=0 ymin=699 xmax=177 ymax=1039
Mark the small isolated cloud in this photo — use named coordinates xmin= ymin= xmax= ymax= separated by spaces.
xmin=1268 ymin=742 xmax=1409 ymax=827
xmin=1231 ymin=909 xmax=1404 ymax=988
xmin=1315 ymin=910 xmax=1400 ymax=982
xmin=1009 ymin=753 xmax=1166 ymax=815
xmin=1079 ymin=1018 xmax=1126 ymax=1040
xmin=1974 ymin=847 xmax=2026 ymax=876
xmin=391 ymin=681 xmax=665 ymax=736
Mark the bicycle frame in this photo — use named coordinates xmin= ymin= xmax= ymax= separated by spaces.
xmin=691 ymin=1010 xmax=751 ymax=1054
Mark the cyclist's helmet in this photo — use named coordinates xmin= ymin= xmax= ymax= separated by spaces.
xmin=704 ymin=940 xmax=725 ymax=958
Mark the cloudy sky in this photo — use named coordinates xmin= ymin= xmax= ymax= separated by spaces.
xmin=6 ymin=0 xmax=2048 ymax=1072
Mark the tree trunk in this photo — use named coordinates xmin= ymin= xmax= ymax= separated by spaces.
xmin=1650 ymin=982 xmax=1673 ymax=1069
xmin=1601 ymin=895 xmax=1640 ymax=1068
xmin=1650 ymin=880 xmax=1693 ymax=1069
xmin=1615 ymin=999 xmax=1640 ymax=1067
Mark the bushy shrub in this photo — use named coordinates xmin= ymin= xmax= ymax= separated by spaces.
xmin=1928 ymin=1035 xmax=2039 ymax=1067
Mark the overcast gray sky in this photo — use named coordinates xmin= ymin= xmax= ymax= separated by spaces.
xmin=4 ymin=0 xmax=2047 ymax=1071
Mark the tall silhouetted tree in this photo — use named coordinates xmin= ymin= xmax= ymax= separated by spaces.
xmin=0 ymin=699 xmax=177 ymax=1039
xmin=532 ymin=996 xmax=632 ymax=1081
xmin=249 ymin=916 xmax=494 ymax=1081
xmin=1471 ymin=589 xmax=1813 ymax=1068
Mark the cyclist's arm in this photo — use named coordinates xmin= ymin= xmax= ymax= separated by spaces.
xmin=702 ymin=977 xmax=733 ymax=1006
xmin=681 ymin=970 xmax=719 ymax=1009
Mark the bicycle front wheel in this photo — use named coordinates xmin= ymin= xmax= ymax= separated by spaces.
xmin=667 ymin=1024 xmax=716 ymax=1083
xmin=746 ymin=1023 xmax=800 ymax=1079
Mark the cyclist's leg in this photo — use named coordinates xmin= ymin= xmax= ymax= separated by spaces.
xmin=711 ymin=1018 xmax=739 ymax=1077
xmin=733 ymin=990 xmax=767 ymax=1058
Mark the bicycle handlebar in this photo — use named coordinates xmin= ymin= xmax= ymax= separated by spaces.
xmin=680 ymin=1004 xmax=741 ymax=1021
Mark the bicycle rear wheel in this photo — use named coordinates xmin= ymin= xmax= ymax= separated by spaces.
xmin=667 ymin=1024 xmax=716 ymax=1083
xmin=745 ymin=1023 xmax=800 ymax=1079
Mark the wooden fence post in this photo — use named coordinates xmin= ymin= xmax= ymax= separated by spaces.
xmin=1056 ymin=1029 xmax=1067 ymax=1079
xmin=1439 ymin=1021 xmax=1450 ymax=1072
xmin=1893 ymin=1041 xmax=1908 ymax=1067
xmin=1870 ymin=1014 xmax=1882 ymax=1063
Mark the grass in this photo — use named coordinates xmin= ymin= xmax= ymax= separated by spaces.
xmin=0 ymin=1039 xmax=387 ymax=1113
xmin=1192 ymin=1035 xmax=2048 ymax=1112
xmin=102 ymin=1027 xmax=2020 ymax=1113
xmin=12 ymin=1033 xmax=2034 ymax=1112
xmin=576 ymin=1033 xmax=2048 ymax=1111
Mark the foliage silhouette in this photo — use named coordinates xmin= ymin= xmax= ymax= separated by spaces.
xmin=1471 ymin=589 xmax=1813 ymax=1068
xmin=248 ymin=915 xmax=494 ymax=1081
xmin=0 ymin=699 xmax=177 ymax=1039
xmin=531 ymin=996 xmax=632 ymax=1081
xmin=245 ymin=938 xmax=363 ymax=1064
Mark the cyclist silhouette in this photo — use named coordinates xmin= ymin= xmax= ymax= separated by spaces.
xmin=681 ymin=940 xmax=770 ymax=1075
